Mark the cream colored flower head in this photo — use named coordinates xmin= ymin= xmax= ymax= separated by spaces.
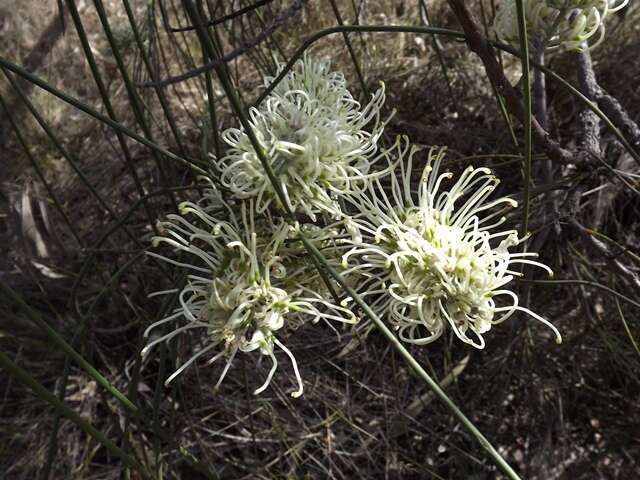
xmin=341 ymin=139 xmax=561 ymax=348
xmin=216 ymin=54 xmax=389 ymax=220
xmin=494 ymin=0 xmax=629 ymax=52
xmin=144 ymin=180 xmax=355 ymax=397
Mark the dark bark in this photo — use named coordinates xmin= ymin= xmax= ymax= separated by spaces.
xmin=533 ymin=52 xmax=548 ymax=131
xmin=596 ymin=88 xmax=640 ymax=155
xmin=576 ymin=48 xmax=601 ymax=157
xmin=446 ymin=0 xmax=582 ymax=165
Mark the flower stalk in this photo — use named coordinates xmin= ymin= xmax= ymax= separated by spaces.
xmin=146 ymin=4 xmax=565 ymax=477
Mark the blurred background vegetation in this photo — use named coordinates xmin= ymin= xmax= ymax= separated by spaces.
xmin=1 ymin=0 xmax=639 ymax=478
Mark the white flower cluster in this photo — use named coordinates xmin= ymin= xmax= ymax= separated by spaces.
xmin=148 ymin=56 xmax=560 ymax=396
xmin=145 ymin=180 xmax=354 ymax=397
xmin=341 ymin=141 xmax=561 ymax=348
xmin=216 ymin=54 xmax=388 ymax=220
xmin=494 ymin=0 xmax=629 ymax=51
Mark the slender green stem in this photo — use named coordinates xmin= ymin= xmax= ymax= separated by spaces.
xmin=0 ymin=281 xmax=139 ymax=415
xmin=141 ymin=25 xmax=465 ymax=90
xmin=514 ymin=0 xmax=532 ymax=239
xmin=86 ymin=252 xmax=146 ymax=317
xmin=91 ymin=0 xmax=179 ymax=210
xmin=246 ymin=23 xmax=640 ymax=165
xmin=153 ymin=0 xmax=205 ymax=128
xmin=65 ymin=0 xmax=163 ymax=225
xmin=1 ymin=67 xmax=151 ymax=252
xmin=583 ymin=228 xmax=640 ymax=266
xmin=0 ymin=55 xmax=207 ymax=173
xmin=492 ymin=78 xmax=521 ymax=149
xmin=71 ymin=187 xmax=209 ymax=304
xmin=520 ymin=278 xmax=640 ymax=310
xmin=255 ymin=25 xmax=466 ymax=105
xmin=419 ymin=0 xmax=458 ymax=112
xmin=1 ymin=279 xmax=218 ymax=477
xmin=244 ymin=0 xmax=286 ymax=75
xmin=42 ymin=357 xmax=71 ymax=480
xmin=0 ymin=351 xmax=150 ymax=479
xmin=298 ymin=237 xmax=523 ymax=480
xmin=182 ymin=3 xmax=520 ymax=477
xmin=198 ymin=1 xmax=222 ymax=161
xmin=495 ymin=43 xmax=640 ymax=164
xmin=615 ymin=297 xmax=640 ymax=358
xmin=0 ymin=90 xmax=82 ymax=246
xmin=328 ymin=0 xmax=369 ymax=98
xmin=122 ymin=0 xmax=189 ymax=157
xmin=42 ymin=318 xmax=91 ymax=480
xmin=137 ymin=19 xmax=640 ymax=166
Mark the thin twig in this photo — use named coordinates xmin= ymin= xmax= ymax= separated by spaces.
xmin=571 ymin=220 xmax=640 ymax=297
xmin=170 ymin=0 xmax=274 ymax=32
xmin=446 ymin=0 xmax=582 ymax=165
xmin=143 ymin=0 xmax=305 ymax=87
xmin=595 ymin=88 xmax=640 ymax=154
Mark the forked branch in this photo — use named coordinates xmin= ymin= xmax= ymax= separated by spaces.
xmin=446 ymin=0 xmax=585 ymax=165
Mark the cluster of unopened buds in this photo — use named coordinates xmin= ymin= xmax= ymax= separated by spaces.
xmin=146 ymin=55 xmax=561 ymax=396
xmin=494 ymin=0 xmax=629 ymax=51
